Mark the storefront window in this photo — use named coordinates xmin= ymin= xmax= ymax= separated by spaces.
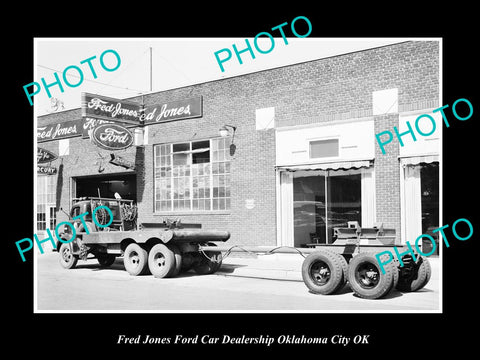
xmin=293 ymin=169 xmax=362 ymax=246
xmin=154 ymin=138 xmax=231 ymax=212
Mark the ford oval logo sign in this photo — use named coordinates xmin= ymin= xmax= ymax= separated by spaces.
xmin=91 ymin=123 xmax=134 ymax=151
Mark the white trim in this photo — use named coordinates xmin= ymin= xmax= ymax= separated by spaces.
xmin=275 ymin=115 xmax=374 ymax=132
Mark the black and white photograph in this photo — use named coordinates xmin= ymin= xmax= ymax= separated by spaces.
xmin=33 ymin=37 xmax=442 ymax=313
xmin=7 ymin=7 xmax=478 ymax=356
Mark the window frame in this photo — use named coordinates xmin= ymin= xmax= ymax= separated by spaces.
xmin=153 ymin=137 xmax=231 ymax=214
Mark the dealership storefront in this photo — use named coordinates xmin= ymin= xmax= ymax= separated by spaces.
xmin=36 ymin=41 xmax=440 ymax=253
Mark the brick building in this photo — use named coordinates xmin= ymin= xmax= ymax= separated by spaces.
xmin=36 ymin=40 xmax=440 ymax=252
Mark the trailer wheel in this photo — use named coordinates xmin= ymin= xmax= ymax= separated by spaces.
xmin=123 ymin=243 xmax=149 ymax=276
xmin=97 ymin=254 xmax=116 ymax=267
xmin=302 ymin=251 xmax=345 ymax=295
xmin=59 ymin=242 xmax=78 ymax=269
xmin=148 ymin=244 xmax=176 ymax=278
xmin=348 ymin=252 xmax=396 ymax=299
xmin=396 ymin=256 xmax=431 ymax=292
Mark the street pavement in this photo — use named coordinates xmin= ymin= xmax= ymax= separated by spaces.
xmin=35 ymin=251 xmax=440 ymax=312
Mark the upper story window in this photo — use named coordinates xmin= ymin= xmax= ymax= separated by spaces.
xmin=309 ymin=139 xmax=339 ymax=159
xmin=154 ymin=138 xmax=231 ymax=212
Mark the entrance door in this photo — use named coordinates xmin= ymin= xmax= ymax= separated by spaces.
xmin=278 ymin=167 xmax=373 ymax=248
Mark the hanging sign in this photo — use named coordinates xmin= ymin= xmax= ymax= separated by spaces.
xmin=109 ymin=154 xmax=135 ymax=170
xmin=37 ymin=165 xmax=57 ymax=175
xmin=91 ymin=123 xmax=134 ymax=151
xmin=82 ymin=93 xmax=142 ymax=125
xmin=37 ymin=147 xmax=58 ymax=163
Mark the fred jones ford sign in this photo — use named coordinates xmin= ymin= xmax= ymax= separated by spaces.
xmin=81 ymin=93 xmax=203 ymax=125
xmin=37 ymin=93 xmax=203 ymax=143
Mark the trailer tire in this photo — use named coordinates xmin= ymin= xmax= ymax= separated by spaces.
xmin=124 ymin=243 xmax=149 ymax=276
xmin=97 ymin=254 xmax=116 ymax=267
xmin=148 ymin=244 xmax=176 ymax=278
xmin=59 ymin=242 xmax=78 ymax=269
xmin=396 ymin=256 xmax=431 ymax=292
xmin=302 ymin=251 xmax=345 ymax=295
xmin=348 ymin=252 xmax=396 ymax=299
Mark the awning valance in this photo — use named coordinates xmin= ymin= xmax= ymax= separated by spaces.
xmin=400 ymin=155 xmax=439 ymax=167
xmin=276 ymin=159 xmax=373 ymax=172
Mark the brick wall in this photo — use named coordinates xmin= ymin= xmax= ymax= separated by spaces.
xmin=38 ymin=40 xmax=439 ymax=247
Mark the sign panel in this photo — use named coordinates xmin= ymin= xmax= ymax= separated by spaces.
xmin=37 ymin=119 xmax=82 ymax=143
xmin=109 ymin=154 xmax=135 ymax=170
xmin=91 ymin=123 xmax=134 ymax=151
xmin=37 ymin=165 xmax=57 ymax=175
xmin=82 ymin=117 xmax=115 ymax=138
xmin=143 ymin=96 xmax=203 ymax=124
xmin=82 ymin=93 xmax=142 ymax=124
xmin=37 ymin=148 xmax=58 ymax=163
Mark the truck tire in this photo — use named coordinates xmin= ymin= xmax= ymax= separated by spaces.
xmin=59 ymin=242 xmax=78 ymax=269
xmin=124 ymin=243 xmax=149 ymax=276
xmin=97 ymin=254 xmax=116 ymax=267
xmin=167 ymin=244 xmax=183 ymax=277
xmin=148 ymin=244 xmax=176 ymax=278
xmin=302 ymin=251 xmax=346 ymax=295
xmin=396 ymin=256 xmax=431 ymax=292
xmin=348 ymin=252 xmax=396 ymax=299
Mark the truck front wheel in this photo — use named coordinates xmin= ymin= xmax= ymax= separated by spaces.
xmin=59 ymin=243 xmax=78 ymax=269
xmin=123 ymin=243 xmax=149 ymax=276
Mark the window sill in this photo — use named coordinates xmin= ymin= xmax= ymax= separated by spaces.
xmin=153 ymin=210 xmax=231 ymax=216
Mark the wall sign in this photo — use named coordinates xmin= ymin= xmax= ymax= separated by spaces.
xmin=91 ymin=123 xmax=134 ymax=151
xmin=37 ymin=119 xmax=82 ymax=143
xmin=37 ymin=165 xmax=57 ymax=175
xmin=143 ymin=96 xmax=203 ymax=124
xmin=37 ymin=148 xmax=58 ymax=163
xmin=109 ymin=154 xmax=135 ymax=170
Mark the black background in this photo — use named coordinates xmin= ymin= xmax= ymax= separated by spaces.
xmin=6 ymin=4 xmax=478 ymax=356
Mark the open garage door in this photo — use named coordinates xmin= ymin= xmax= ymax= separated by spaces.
xmin=74 ymin=173 xmax=137 ymax=202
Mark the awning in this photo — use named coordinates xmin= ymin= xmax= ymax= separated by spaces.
xmin=399 ymin=155 xmax=439 ymax=167
xmin=276 ymin=159 xmax=373 ymax=172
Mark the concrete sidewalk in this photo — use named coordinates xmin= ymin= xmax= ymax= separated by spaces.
xmin=218 ymin=253 xmax=441 ymax=284
xmin=218 ymin=253 xmax=306 ymax=281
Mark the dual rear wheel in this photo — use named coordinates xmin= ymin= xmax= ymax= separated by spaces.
xmin=123 ymin=243 xmax=222 ymax=278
